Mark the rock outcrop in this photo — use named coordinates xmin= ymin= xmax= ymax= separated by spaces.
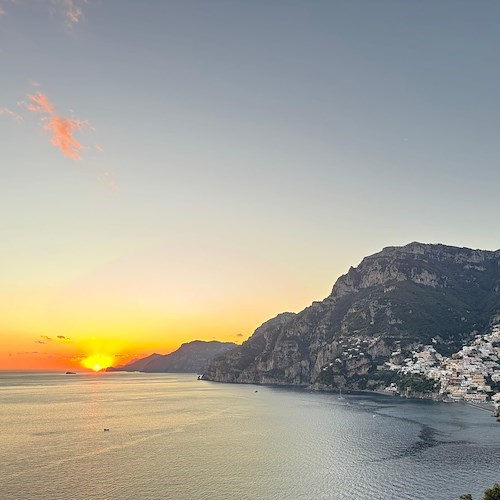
xmin=203 ymin=242 xmax=500 ymax=390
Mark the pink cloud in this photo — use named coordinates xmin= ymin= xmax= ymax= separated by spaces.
xmin=104 ymin=170 xmax=118 ymax=190
xmin=54 ymin=0 xmax=84 ymax=27
xmin=26 ymin=92 xmax=55 ymax=114
xmin=0 ymin=107 xmax=23 ymax=122
xmin=25 ymin=92 xmax=89 ymax=160
xmin=1 ymin=1 xmax=85 ymax=27
xmin=0 ymin=1 xmax=25 ymax=18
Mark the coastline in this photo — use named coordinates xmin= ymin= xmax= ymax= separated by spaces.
xmin=111 ymin=372 xmax=500 ymax=421
xmin=205 ymin=377 xmax=500 ymax=419
xmin=464 ymin=401 xmax=496 ymax=414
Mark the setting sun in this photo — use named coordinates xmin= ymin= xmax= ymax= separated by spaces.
xmin=81 ymin=354 xmax=114 ymax=372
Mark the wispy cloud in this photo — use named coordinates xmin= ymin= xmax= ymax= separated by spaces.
xmin=0 ymin=0 xmax=17 ymax=18
xmin=4 ymin=88 xmax=111 ymax=186
xmin=25 ymin=92 xmax=89 ymax=160
xmin=53 ymin=0 xmax=85 ymax=27
xmin=1 ymin=1 xmax=86 ymax=27
xmin=35 ymin=334 xmax=71 ymax=343
xmin=0 ymin=107 xmax=23 ymax=122
xmin=101 ymin=169 xmax=117 ymax=190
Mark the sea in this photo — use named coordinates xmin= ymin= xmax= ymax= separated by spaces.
xmin=0 ymin=372 xmax=499 ymax=500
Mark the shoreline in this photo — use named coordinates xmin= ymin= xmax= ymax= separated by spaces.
xmin=464 ymin=401 xmax=495 ymax=414
xmin=204 ymin=377 xmax=500 ymax=418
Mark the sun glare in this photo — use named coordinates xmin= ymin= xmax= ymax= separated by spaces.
xmin=82 ymin=354 xmax=114 ymax=372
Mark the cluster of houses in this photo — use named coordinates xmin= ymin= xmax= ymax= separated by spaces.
xmin=386 ymin=325 xmax=500 ymax=408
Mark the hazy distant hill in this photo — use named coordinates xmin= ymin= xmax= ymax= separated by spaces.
xmin=203 ymin=242 xmax=500 ymax=390
xmin=110 ymin=353 xmax=163 ymax=372
xmin=109 ymin=340 xmax=237 ymax=374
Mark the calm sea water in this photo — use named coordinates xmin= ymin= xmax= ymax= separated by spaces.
xmin=0 ymin=372 xmax=499 ymax=500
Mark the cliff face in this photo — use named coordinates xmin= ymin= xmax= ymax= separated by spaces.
xmin=203 ymin=243 xmax=500 ymax=389
xmin=109 ymin=340 xmax=237 ymax=374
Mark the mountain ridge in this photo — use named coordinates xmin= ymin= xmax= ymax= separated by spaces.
xmin=108 ymin=340 xmax=237 ymax=374
xmin=203 ymin=242 xmax=500 ymax=391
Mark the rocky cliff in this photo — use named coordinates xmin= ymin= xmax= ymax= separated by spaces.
xmin=109 ymin=340 xmax=237 ymax=374
xmin=203 ymin=242 xmax=500 ymax=390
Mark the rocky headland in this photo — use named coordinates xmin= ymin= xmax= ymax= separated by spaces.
xmin=203 ymin=242 xmax=500 ymax=403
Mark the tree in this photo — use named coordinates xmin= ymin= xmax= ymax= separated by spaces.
xmin=461 ymin=484 xmax=500 ymax=500
xmin=484 ymin=483 xmax=500 ymax=500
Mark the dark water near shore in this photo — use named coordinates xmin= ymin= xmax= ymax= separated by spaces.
xmin=1 ymin=371 xmax=499 ymax=499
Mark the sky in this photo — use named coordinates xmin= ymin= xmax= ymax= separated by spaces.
xmin=2 ymin=0 xmax=500 ymax=370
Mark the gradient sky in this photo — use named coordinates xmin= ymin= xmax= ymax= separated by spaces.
xmin=2 ymin=0 xmax=500 ymax=370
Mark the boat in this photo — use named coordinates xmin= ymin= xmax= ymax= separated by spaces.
xmin=65 ymin=372 xmax=76 ymax=375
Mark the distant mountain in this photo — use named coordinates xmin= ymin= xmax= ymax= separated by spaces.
xmin=111 ymin=353 xmax=163 ymax=372
xmin=108 ymin=340 xmax=237 ymax=374
xmin=203 ymin=242 xmax=500 ymax=391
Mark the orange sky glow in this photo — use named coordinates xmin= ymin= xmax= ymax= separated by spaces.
xmin=1 ymin=227 xmax=338 ymax=371
xmin=0 ymin=263 xmax=323 ymax=371
xmin=4 ymin=1 xmax=500 ymax=372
